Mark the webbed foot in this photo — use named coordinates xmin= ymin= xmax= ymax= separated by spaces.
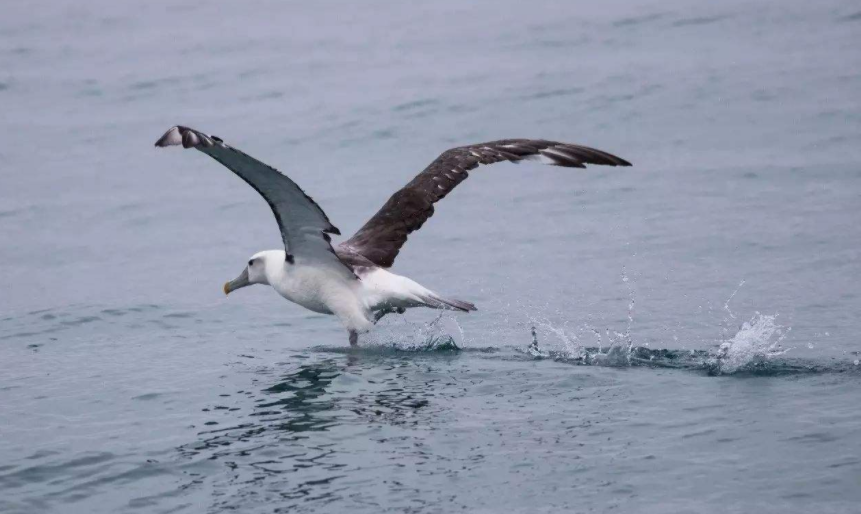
xmin=373 ymin=306 xmax=406 ymax=323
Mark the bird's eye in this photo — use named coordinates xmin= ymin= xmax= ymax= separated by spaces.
xmin=248 ymin=260 xmax=254 ymax=267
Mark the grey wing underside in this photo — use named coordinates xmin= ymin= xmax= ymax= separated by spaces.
xmin=339 ymin=139 xmax=631 ymax=268
xmin=154 ymin=125 xmax=353 ymax=277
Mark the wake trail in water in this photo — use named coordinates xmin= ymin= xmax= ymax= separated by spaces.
xmin=312 ymin=274 xmax=856 ymax=376
xmin=521 ymin=310 xmax=856 ymax=376
xmin=517 ymin=276 xmax=858 ymax=376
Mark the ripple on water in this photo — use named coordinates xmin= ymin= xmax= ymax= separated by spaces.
xmin=174 ymin=354 xmax=461 ymax=510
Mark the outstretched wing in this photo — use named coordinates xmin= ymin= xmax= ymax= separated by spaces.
xmin=155 ymin=125 xmax=350 ymax=274
xmin=339 ymin=139 xmax=631 ymax=268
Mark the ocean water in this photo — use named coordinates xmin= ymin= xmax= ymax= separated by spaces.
xmin=2 ymin=0 xmax=861 ymax=512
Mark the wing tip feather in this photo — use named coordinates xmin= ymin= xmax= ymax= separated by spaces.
xmin=154 ymin=125 xmax=221 ymax=149
xmin=154 ymin=126 xmax=183 ymax=147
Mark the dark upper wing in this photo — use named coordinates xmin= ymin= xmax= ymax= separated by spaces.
xmin=155 ymin=125 xmax=352 ymax=276
xmin=339 ymin=139 xmax=631 ymax=268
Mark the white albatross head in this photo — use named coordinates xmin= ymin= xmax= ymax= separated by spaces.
xmin=222 ymin=250 xmax=285 ymax=295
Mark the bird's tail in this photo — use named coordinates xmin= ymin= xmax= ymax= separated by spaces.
xmin=418 ymin=293 xmax=477 ymax=313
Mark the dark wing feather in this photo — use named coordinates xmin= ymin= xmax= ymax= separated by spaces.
xmin=339 ymin=139 xmax=631 ymax=268
xmin=155 ymin=126 xmax=352 ymax=276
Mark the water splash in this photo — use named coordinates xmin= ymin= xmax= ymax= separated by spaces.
xmin=520 ymin=272 xmax=809 ymax=375
xmin=621 ymin=265 xmax=635 ymax=350
xmin=527 ymin=326 xmax=542 ymax=357
xmin=525 ymin=265 xmax=639 ymax=364
xmin=526 ymin=318 xmax=642 ymax=367
xmin=723 ymin=280 xmax=746 ymax=320
xmin=318 ymin=334 xmax=463 ymax=354
xmin=707 ymin=312 xmax=791 ymax=374
xmin=527 ymin=311 xmax=794 ymax=374
xmin=402 ymin=335 xmax=462 ymax=352
xmin=364 ymin=311 xmax=467 ymax=352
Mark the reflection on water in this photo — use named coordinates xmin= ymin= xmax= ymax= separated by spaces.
xmin=178 ymin=351 xmax=462 ymax=509
xmin=258 ymin=361 xmax=343 ymax=433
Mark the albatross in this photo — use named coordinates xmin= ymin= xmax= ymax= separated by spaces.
xmin=154 ymin=125 xmax=631 ymax=346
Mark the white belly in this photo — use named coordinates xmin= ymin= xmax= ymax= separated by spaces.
xmin=271 ymin=264 xmax=373 ymax=332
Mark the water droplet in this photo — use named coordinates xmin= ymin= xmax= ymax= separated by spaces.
xmin=854 ymin=360 xmax=859 ymax=366
xmin=807 ymin=342 xmax=815 ymax=349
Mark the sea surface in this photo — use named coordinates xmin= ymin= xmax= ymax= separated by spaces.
xmin=2 ymin=0 xmax=860 ymax=512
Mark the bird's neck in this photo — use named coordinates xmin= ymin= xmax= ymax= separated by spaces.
xmin=262 ymin=249 xmax=289 ymax=286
